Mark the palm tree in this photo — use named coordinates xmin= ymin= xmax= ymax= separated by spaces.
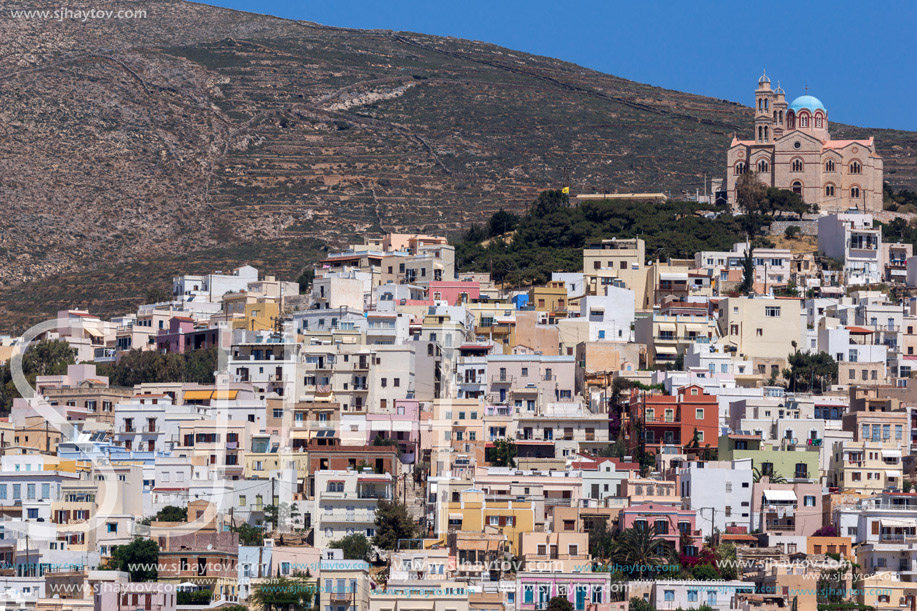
xmin=752 ymin=467 xmax=787 ymax=484
xmin=612 ymin=525 xmax=676 ymax=580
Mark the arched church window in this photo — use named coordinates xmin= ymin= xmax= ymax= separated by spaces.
xmin=792 ymin=181 xmax=803 ymax=195
xmin=815 ymin=113 xmax=823 ymax=128
xmin=851 ymin=186 xmax=860 ymax=199
xmin=799 ymin=113 xmax=809 ymax=128
xmin=735 ymin=162 xmax=747 ymax=175
xmin=825 ymin=184 xmax=835 ymax=197
xmin=825 ymin=160 xmax=836 ymax=172
xmin=792 ymin=159 xmax=804 ymax=172
xmin=850 ymin=161 xmax=862 ymax=175
xmin=757 ymin=160 xmax=769 ymax=173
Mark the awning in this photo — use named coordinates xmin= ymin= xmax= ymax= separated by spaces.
xmin=212 ymin=390 xmax=239 ymax=400
xmin=183 ymin=390 xmax=213 ymax=401
xmin=656 ymin=322 xmax=677 ymax=332
xmin=655 ymin=346 xmax=678 ymax=355
xmin=660 ymin=272 xmax=688 ymax=281
xmin=85 ymin=327 xmax=103 ymax=337
xmin=886 ymin=470 xmax=902 ymax=478
xmin=448 ymin=513 xmax=463 ymax=521
xmin=880 ymin=518 xmax=916 ymax=527
xmin=763 ymin=490 xmax=797 ymax=502
xmin=882 ymin=450 xmax=903 ymax=459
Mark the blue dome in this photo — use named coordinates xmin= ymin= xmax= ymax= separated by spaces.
xmin=788 ymin=95 xmax=826 ymax=114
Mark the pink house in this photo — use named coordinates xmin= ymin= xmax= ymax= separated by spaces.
xmin=156 ymin=317 xmax=224 ymax=354
xmin=619 ymin=503 xmax=703 ymax=556
xmin=428 ymin=281 xmax=480 ymax=305
xmin=366 ymin=399 xmax=421 ymax=462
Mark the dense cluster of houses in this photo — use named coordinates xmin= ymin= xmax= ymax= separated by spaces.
xmin=4 ymin=217 xmax=917 ymax=611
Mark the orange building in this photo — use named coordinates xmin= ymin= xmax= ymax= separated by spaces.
xmin=625 ymin=385 xmax=719 ymax=453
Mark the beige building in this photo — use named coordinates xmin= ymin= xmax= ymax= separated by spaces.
xmin=727 ymin=73 xmax=883 ymax=213
xmin=718 ymin=296 xmax=802 ymax=378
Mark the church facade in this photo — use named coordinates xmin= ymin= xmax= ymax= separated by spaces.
xmin=726 ymin=73 xmax=883 ymax=213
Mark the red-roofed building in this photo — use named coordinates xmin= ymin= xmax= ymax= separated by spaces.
xmin=726 ymin=73 xmax=883 ymax=213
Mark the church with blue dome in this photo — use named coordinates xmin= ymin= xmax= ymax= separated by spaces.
xmin=726 ymin=72 xmax=883 ymax=212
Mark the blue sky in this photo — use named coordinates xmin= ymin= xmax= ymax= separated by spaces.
xmin=202 ymin=0 xmax=916 ymax=131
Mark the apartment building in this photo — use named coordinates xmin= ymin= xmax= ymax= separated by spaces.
xmin=312 ymin=470 xmax=392 ymax=549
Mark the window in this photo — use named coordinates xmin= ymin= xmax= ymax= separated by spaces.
xmin=792 ymin=159 xmax=803 ymax=172
xmin=826 ymin=159 xmax=836 ymax=172
xmin=765 ymin=306 xmax=781 ymax=318
xmin=850 ymin=161 xmax=862 ymax=174
xmin=664 ymin=591 xmax=675 ymax=602
xmin=851 ymin=186 xmax=860 ymax=199
xmin=804 ymin=495 xmax=816 ymax=507
xmin=825 ymin=184 xmax=835 ymax=197
xmin=735 ymin=162 xmax=747 ymax=175
xmin=757 ymin=159 xmax=769 ymax=173
xmin=792 ymin=181 xmax=802 ymax=195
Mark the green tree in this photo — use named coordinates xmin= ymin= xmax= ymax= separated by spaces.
xmin=784 ymin=225 xmax=802 ymax=239
xmin=716 ymin=542 xmax=739 ymax=580
xmin=153 ymin=505 xmax=187 ymax=522
xmin=736 ymin=172 xmax=768 ymax=234
xmin=177 ymin=589 xmax=213 ymax=605
xmin=783 ymin=351 xmax=838 ymax=393
xmin=232 ymin=523 xmax=263 ymax=546
xmin=588 ymin=523 xmax=617 ymax=562
xmin=488 ymin=209 xmax=520 ymax=237
xmin=330 ymin=533 xmax=372 ymax=561
xmin=0 ymin=340 xmax=76 ymax=410
xmin=296 ymin=269 xmax=315 ymax=295
xmin=250 ymin=576 xmax=315 ymax=611
xmin=691 ymin=563 xmax=720 ymax=580
xmin=144 ymin=287 xmax=172 ymax=304
xmin=490 ymin=438 xmax=517 ymax=468
xmin=765 ymin=187 xmax=813 ymax=216
xmin=738 ymin=246 xmax=755 ymax=294
xmin=372 ymin=500 xmax=418 ymax=550
xmin=106 ymin=538 xmax=159 ymax=582
xmin=611 ymin=526 xmax=676 ymax=579
xmin=98 ymin=347 xmax=217 ymax=387
xmin=629 ymin=597 xmax=656 ymax=611
xmin=547 ymin=596 xmax=574 ymax=611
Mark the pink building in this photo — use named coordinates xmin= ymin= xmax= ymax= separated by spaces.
xmin=366 ymin=399 xmax=421 ymax=461
xmin=94 ymin=581 xmax=176 ymax=611
xmin=619 ymin=503 xmax=703 ymax=556
xmin=486 ymin=355 xmax=576 ymax=406
xmin=752 ymin=480 xmax=823 ymax=536
xmin=156 ymin=316 xmax=225 ymax=354
xmin=428 ymin=281 xmax=480 ymax=305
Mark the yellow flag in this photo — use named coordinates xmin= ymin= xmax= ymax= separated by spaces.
xmin=562 ymin=186 xmax=570 ymax=194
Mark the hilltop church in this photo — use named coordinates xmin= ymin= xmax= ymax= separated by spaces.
xmin=726 ymin=73 xmax=883 ymax=213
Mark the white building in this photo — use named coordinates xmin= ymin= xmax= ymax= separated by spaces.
xmin=818 ymin=212 xmax=883 ymax=285
xmin=313 ymin=470 xmax=392 ymax=549
xmin=679 ymin=459 xmax=754 ymax=538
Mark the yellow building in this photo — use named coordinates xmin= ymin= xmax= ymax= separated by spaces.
xmin=218 ymin=292 xmax=281 ymax=331
xmin=828 ymin=440 xmax=902 ymax=493
xmin=529 ymin=282 xmax=570 ymax=317
xmin=856 ymin=573 xmax=917 ymax=611
xmin=441 ymin=489 xmax=537 ymax=554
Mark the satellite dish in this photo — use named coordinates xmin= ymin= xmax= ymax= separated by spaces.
xmin=207 ymin=544 xmax=213 ymax=550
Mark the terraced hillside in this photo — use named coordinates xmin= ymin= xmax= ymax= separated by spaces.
xmin=1 ymin=0 xmax=916 ymax=329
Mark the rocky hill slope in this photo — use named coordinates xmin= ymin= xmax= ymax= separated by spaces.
xmin=2 ymin=0 xmax=916 ymax=328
